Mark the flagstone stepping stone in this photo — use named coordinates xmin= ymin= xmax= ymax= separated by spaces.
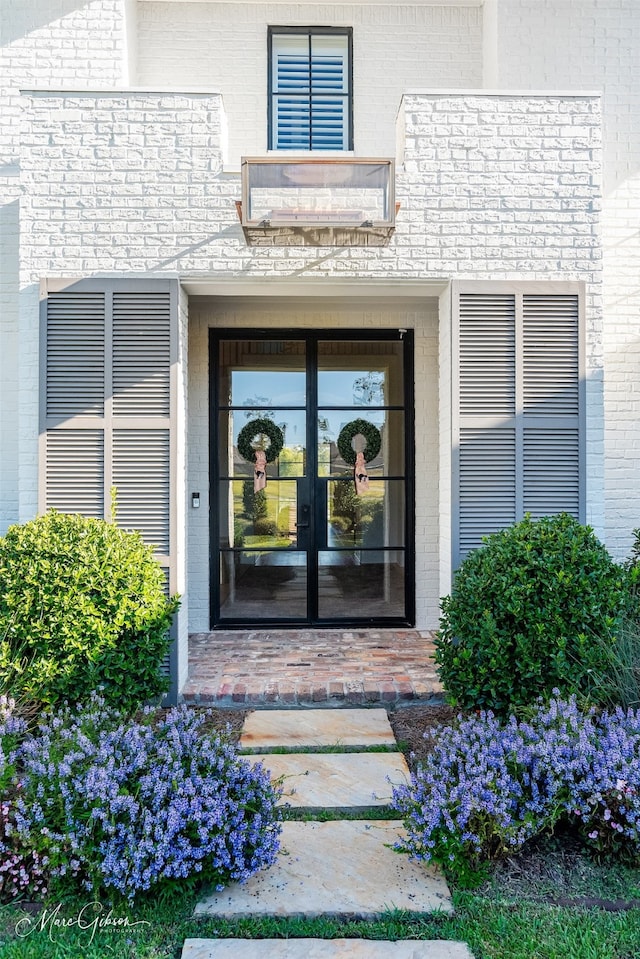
xmin=182 ymin=939 xmax=475 ymax=958
xmin=240 ymin=708 xmax=396 ymax=750
xmin=249 ymin=752 xmax=410 ymax=808
xmin=194 ymin=820 xmax=453 ymax=918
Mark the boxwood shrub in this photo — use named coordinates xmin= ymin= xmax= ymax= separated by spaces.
xmin=0 ymin=511 xmax=179 ymax=710
xmin=435 ymin=513 xmax=625 ymax=712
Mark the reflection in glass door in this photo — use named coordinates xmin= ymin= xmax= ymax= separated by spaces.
xmin=210 ymin=332 xmax=414 ymax=625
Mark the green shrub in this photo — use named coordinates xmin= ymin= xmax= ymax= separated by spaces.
xmin=435 ymin=513 xmax=625 ymax=712
xmin=581 ymin=530 xmax=640 ymax=710
xmin=233 ymin=518 xmax=248 ymax=547
xmin=242 ymin=482 xmax=268 ymax=521
xmin=253 ymin=518 xmax=278 ymax=536
xmin=0 ymin=511 xmax=179 ymax=710
xmin=623 ymin=526 xmax=640 ymax=620
xmin=333 ymin=480 xmax=358 ymax=530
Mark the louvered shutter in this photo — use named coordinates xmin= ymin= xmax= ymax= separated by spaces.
xmin=523 ymin=295 xmax=579 ymax=415
xmin=40 ymin=279 xmax=178 ymax=691
xmin=453 ymin=284 xmax=584 ymax=566
xmin=113 ymin=294 xmax=171 ymax=416
xmin=459 ymin=294 xmax=515 ymax=415
xmin=43 ymin=291 xmax=106 ymax=515
xmin=271 ymin=31 xmax=350 ymax=150
xmin=113 ymin=430 xmax=170 ymax=553
xmin=523 ymin=429 xmax=580 ymax=517
xmin=45 ymin=430 xmax=104 ymax=517
xmin=459 ymin=429 xmax=516 ymax=555
xmin=111 ymin=290 xmax=172 ymax=555
xmin=46 ymin=292 xmax=105 ymax=417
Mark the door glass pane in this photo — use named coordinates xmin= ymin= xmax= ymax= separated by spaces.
xmin=317 ymin=410 xmax=404 ymax=476
xmin=317 ymin=550 xmax=405 ymax=619
xmin=219 ymin=340 xmax=306 ymax=407
xmin=326 ymin=480 xmax=404 ymax=549
xmin=318 ymin=340 xmax=404 ymax=406
xmin=220 ymin=551 xmax=307 ymax=619
xmin=214 ymin=334 xmax=408 ymax=625
xmin=219 ymin=410 xmax=306 ymax=477
xmin=219 ymin=480 xmax=299 ymax=549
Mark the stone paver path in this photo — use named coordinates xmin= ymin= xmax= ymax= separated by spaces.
xmin=195 ymin=820 xmax=451 ymax=918
xmin=185 ymin=708 xmax=473 ymax=959
xmin=241 ymin=706 xmax=396 ymax=749
xmin=183 ymin=940 xmax=475 ymax=958
xmin=249 ymin=752 xmax=408 ymax=807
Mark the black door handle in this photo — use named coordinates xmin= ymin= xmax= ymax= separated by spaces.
xmin=296 ymin=503 xmax=311 ymax=531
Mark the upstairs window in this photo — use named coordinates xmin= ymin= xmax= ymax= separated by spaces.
xmin=268 ymin=27 xmax=353 ymax=151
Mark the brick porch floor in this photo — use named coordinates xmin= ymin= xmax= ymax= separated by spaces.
xmin=181 ymin=629 xmax=443 ymax=707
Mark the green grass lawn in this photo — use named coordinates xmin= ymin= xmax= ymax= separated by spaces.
xmin=2 ymin=864 xmax=640 ymax=959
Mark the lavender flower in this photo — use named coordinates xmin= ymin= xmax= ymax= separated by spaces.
xmin=392 ymin=694 xmax=640 ymax=884
xmin=12 ymin=696 xmax=282 ymax=901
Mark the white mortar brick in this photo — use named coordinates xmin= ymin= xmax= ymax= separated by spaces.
xmin=187 ymin=297 xmax=439 ymax=631
xmin=135 ymin=1 xmax=483 ymax=164
xmin=14 ymin=86 xmax=604 ymax=627
xmin=7 ymin=0 xmax=636 ymax=644
xmin=495 ymin=0 xmax=640 ymax=558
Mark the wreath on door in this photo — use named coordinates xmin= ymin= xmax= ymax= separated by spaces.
xmin=337 ymin=418 xmax=382 ymax=465
xmin=237 ymin=417 xmax=284 ymax=464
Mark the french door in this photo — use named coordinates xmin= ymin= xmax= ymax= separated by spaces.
xmin=210 ymin=331 xmax=414 ymax=626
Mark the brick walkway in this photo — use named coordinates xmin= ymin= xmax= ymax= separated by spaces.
xmin=181 ymin=629 xmax=443 ymax=706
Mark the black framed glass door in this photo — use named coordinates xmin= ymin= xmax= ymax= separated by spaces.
xmin=210 ymin=331 xmax=414 ymax=626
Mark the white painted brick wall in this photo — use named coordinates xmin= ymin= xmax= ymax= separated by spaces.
xmin=19 ymin=91 xmax=601 ymax=283
xmin=0 ymin=0 xmax=130 ymax=532
xmin=187 ymin=297 xmax=440 ymax=630
xmin=495 ymin=0 xmax=640 ymax=559
xmin=4 ymin=0 xmax=621 ymax=629
xmin=17 ymin=88 xmax=603 ymax=628
xmin=135 ymin=1 xmax=483 ymax=164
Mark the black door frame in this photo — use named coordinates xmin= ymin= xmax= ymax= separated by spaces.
xmin=209 ymin=328 xmax=415 ymax=628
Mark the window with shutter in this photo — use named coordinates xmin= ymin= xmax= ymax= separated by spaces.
xmin=452 ymin=284 xmax=585 ymax=567
xmin=269 ymin=27 xmax=352 ymax=151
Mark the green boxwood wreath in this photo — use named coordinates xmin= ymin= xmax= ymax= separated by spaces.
xmin=337 ymin=418 xmax=382 ymax=465
xmin=237 ymin=418 xmax=284 ymax=464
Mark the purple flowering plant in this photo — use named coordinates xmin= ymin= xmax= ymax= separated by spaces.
xmin=1 ymin=696 xmax=49 ymax=901
xmin=5 ymin=693 xmax=281 ymax=902
xmin=392 ymin=694 xmax=640 ymax=887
